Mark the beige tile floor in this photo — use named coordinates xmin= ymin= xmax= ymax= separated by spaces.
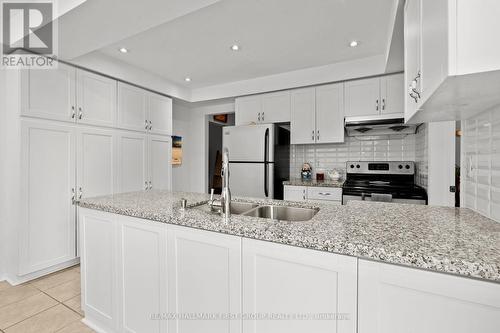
xmin=0 ymin=265 xmax=94 ymax=333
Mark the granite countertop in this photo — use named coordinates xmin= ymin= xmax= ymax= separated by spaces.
xmin=283 ymin=178 xmax=345 ymax=188
xmin=78 ymin=190 xmax=500 ymax=283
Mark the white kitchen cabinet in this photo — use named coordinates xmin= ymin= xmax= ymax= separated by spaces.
xmin=149 ymin=135 xmax=172 ymax=190
xmin=235 ymin=95 xmax=261 ymax=125
xmin=284 ymin=185 xmax=342 ymax=205
xmin=77 ymin=127 xmax=116 ymax=199
xmin=344 ymin=77 xmax=380 ymax=117
xmin=242 ymin=238 xmax=357 ymax=333
xmin=118 ymin=131 xmax=149 ymax=192
xmin=19 ymin=120 xmax=77 ymax=275
xmin=80 ymin=209 xmax=118 ymax=332
xmin=261 ymin=91 xmax=291 ymax=123
xmin=21 ymin=63 xmax=76 ymax=122
xmin=358 ymin=259 xmax=500 ymax=333
xmin=345 ymin=74 xmax=404 ymax=119
xmin=380 ymin=74 xmax=404 ymax=115
xmin=148 ymin=93 xmax=172 ymax=136
xmin=167 ymin=224 xmax=241 ymax=333
xmin=404 ymin=0 xmax=500 ymax=123
xmin=315 ymin=83 xmax=345 ymax=143
xmin=283 ymin=185 xmax=307 ymax=201
xmin=290 ymin=87 xmax=316 ymax=144
xmin=76 ymin=70 xmax=117 ymax=128
xmin=118 ymin=215 xmax=167 ymax=333
xmin=118 ymin=83 xmax=148 ymax=132
xmin=235 ymin=92 xmax=290 ymax=125
xmin=291 ymin=84 xmax=345 ymax=145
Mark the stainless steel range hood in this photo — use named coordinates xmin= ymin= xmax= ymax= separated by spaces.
xmin=344 ymin=115 xmax=417 ymax=137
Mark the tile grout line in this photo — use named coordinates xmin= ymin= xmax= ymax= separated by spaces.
xmin=1 ymin=302 xmax=60 ymax=331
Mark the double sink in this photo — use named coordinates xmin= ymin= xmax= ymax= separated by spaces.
xmin=193 ymin=201 xmax=319 ymax=222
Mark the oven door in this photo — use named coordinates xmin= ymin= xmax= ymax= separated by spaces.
xmin=342 ymin=194 xmax=426 ymax=205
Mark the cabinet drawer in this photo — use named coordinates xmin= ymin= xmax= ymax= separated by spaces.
xmin=307 ymin=187 xmax=342 ymax=201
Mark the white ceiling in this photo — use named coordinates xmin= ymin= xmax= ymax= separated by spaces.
xmin=94 ymin=0 xmax=400 ymax=89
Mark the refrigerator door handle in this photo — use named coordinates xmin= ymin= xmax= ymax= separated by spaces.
xmin=264 ymin=128 xmax=269 ymax=197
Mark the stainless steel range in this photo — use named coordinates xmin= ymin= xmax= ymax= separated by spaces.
xmin=342 ymin=161 xmax=427 ymax=205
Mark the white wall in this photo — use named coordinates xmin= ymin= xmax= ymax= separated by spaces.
xmin=0 ymin=69 xmax=6 ymax=278
xmin=172 ymin=99 xmax=235 ymax=193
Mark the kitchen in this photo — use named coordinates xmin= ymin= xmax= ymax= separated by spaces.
xmin=0 ymin=0 xmax=499 ymax=332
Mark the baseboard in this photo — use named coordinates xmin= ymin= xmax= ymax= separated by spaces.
xmin=7 ymin=258 xmax=80 ymax=285
xmin=82 ymin=317 xmax=116 ymax=333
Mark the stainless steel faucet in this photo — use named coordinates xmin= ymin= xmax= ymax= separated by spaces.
xmin=220 ymin=148 xmax=231 ymax=219
xmin=208 ymin=148 xmax=231 ymax=219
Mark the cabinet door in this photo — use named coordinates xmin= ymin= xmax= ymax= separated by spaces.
xmin=242 ymin=238 xmax=357 ymax=333
xmin=76 ymin=70 xmax=117 ymax=127
xmin=261 ymin=91 xmax=291 ymax=123
xmin=149 ymin=135 xmax=172 ymax=190
xmin=283 ymin=185 xmax=307 ymax=201
xmin=167 ymin=225 xmax=241 ymax=333
xmin=118 ymin=132 xmax=148 ymax=193
xmin=148 ymin=93 xmax=172 ymax=135
xmin=19 ymin=120 xmax=76 ymax=275
xmin=77 ymin=127 xmax=115 ymax=199
xmin=118 ymin=216 xmax=167 ymax=333
xmin=344 ymin=77 xmax=380 ymax=117
xmin=358 ymin=259 xmax=500 ymax=333
xmin=118 ymin=83 xmax=148 ymax=132
xmin=21 ymin=63 xmax=76 ymax=122
xmin=316 ymin=83 xmax=345 ymax=143
xmin=404 ymin=0 xmax=421 ymax=121
xmin=79 ymin=209 xmax=118 ymax=332
xmin=235 ymin=95 xmax=261 ymax=125
xmin=380 ymin=74 xmax=404 ymax=116
xmin=290 ymin=88 xmax=316 ymax=144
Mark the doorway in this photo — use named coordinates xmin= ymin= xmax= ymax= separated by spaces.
xmin=207 ymin=113 xmax=235 ymax=194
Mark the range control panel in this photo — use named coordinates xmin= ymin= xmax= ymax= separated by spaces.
xmin=346 ymin=161 xmax=415 ymax=175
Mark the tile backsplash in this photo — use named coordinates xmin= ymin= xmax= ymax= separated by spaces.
xmin=415 ymin=124 xmax=429 ymax=189
xmin=462 ymin=108 xmax=500 ymax=222
xmin=290 ymin=134 xmax=417 ymax=179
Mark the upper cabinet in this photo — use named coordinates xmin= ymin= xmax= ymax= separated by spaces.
xmin=235 ymin=91 xmax=291 ymax=125
xmin=291 ymin=83 xmax=344 ymax=145
xmin=404 ymin=0 xmax=500 ymax=123
xmin=118 ymin=82 xmax=172 ymax=134
xmin=345 ymin=74 xmax=404 ymax=119
xmin=21 ymin=63 xmax=77 ymax=122
xmin=76 ymin=70 xmax=117 ymax=127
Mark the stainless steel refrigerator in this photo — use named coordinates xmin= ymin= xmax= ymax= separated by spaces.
xmin=222 ymin=124 xmax=290 ymax=199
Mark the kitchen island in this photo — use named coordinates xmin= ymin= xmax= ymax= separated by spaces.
xmin=78 ymin=190 xmax=500 ymax=333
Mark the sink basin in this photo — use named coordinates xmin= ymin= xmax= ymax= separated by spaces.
xmin=193 ymin=201 xmax=258 ymax=215
xmin=243 ymin=205 xmax=319 ymax=221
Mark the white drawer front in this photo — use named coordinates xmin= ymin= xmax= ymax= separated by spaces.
xmin=307 ymin=187 xmax=342 ymax=201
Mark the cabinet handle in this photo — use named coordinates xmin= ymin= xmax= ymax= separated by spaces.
xmin=71 ymin=106 xmax=75 ymax=119
xmin=382 ymin=99 xmax=386 ymax=111
xmin=78 ymin=187 xmax=83 ymax=199
xmin=71 ymin=188 xmax=75 ymax=204
xmin=149 ymin=120 xmax=152 ymax=131
xmin=317 ymin=130 xmax=320 ymax=141
xmin=318 ymin=192 xmax=331 ymax=196
xmin=258 ymin=113 xmax=261 ymax=122
xmin=409 ymin=92 xmax=419 ymax=103
xmin=145 ymin=120 xmax=149 ymax=130
xmin=78 ymin=107 xmax=83 ymax=120
xmin=376 ymin=99 xmax=379 ymax=111
xmin=262 ymin=112 xmax=264 ymax=121
xmin=312 ymin=130 xmax=315 ymax=141
xmin=149 ymin=181 xmax=152 ymax=190
xmin=302 ymin=189 xmax=306 ymax=200
xmin=145 ymin=181 xmax=148 ymax=190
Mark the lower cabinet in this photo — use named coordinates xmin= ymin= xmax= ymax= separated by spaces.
xmin=242 ymin=238 xmax=357 ymax=333
xmin=167 ymin=225 xmax=241 ymax=333
xmin=284 ymin=185 xmax=342 ymax=205
xmin=358 ymin=259 xmax=500 ymax=333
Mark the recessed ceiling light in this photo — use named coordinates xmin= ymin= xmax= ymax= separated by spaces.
xmin=349 ymin=40 xmax=359 ymax=48
xmin=119 ymin=47 xmax=129 ymax=53
xmin=230 ymin=44 xmax=240 ymax=51
xmin=184 ymin=77 xmax=191 ymax=82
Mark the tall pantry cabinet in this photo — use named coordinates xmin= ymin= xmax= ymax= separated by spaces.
xmin=11 ymin=63 xmax=172 ymax=280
